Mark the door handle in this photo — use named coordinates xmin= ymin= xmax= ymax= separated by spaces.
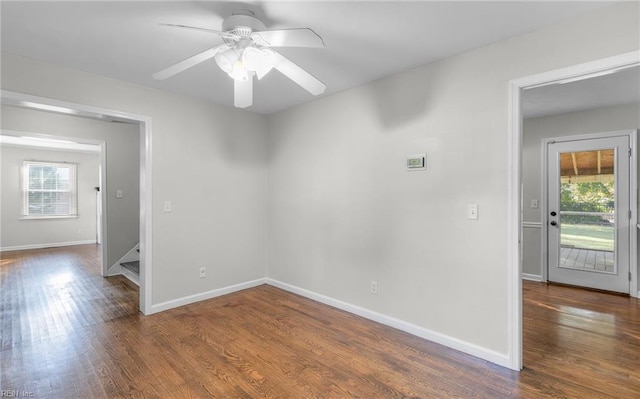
xmin=550 ymin=221 xmax=557 ymax=226
xmin=550 ymin=211 xmax=557 ymax=216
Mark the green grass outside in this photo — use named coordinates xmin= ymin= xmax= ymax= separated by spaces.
xmin=561 ymin=223 xmax=614 ymax=251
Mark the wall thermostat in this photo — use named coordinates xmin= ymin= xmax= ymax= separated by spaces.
xmin=406 ymin=154 xmax=426 ymax=171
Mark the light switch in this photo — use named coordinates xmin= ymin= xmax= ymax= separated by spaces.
xmin=116 ymin=190 xmax=123 ymax=199
xmin=531 ymin=199 xmax=539 ymax=209
xmin=163 ymin=200 xmax=172 ymax=213
xmin=467 ymin=204 xmax=478 ymax=220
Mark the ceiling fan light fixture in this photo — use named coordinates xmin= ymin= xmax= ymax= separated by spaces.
xmin=214 ymin=47 xmax=238 ymax=73
xmin=243 ymin=47 xmax=275 ymax=79
xmin=228 ymin=62 xmax=250 ymax=81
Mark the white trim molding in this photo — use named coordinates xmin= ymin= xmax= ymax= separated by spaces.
xmin=522 ymin=273 xmax=543 ymax=282
xmin=150 ymin=278 xmax=267 ymax=314
xmin=522 ymin=222 xmax=542 ymax=229
xmin=508 ymin=51 xmax=640 ymax=371
xmin=266 ymin=278 xmax=510 ymax=368
xmin=0 ymin=240 xmax=96 ymax=252
xmin=120 ymin=267 xmax=140 ymax=287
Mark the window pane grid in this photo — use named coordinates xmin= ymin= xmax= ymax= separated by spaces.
xmin=23 ymin=161 xmax=77 ymax=218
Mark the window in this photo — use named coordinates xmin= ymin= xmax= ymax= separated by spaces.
xmin=22 ymin=161 xmax=77 ymax=218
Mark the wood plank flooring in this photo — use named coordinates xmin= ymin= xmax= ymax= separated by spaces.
xmin=1 ymin=245 xmax=639 ymax=398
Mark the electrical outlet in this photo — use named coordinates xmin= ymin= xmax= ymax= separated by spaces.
xmin=531 ymin=199 xmax=539 ymax=209
xmin=199 ymin=267 xmax=206 ymax=278
xmin=370 ymin=281 xmax=378 ymax=295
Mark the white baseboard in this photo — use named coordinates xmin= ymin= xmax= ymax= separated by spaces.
xmin=0 ymin=240 xmax=96 ymax=252
xmin=150 ymin=278 xmax=267 ymax=314
xmin=265 ymin=278 xmax=510 ymax=369
xmin=119 ymin=267 xmax=140 ymax=287
xmin=522 ymin=273 xmax=543 ymax=282
xmin=106 ymin=264 xmax=122 ymax=277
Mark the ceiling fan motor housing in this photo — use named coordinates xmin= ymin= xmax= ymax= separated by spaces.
xmin=222 ymin=11 xmax=266 ymax=37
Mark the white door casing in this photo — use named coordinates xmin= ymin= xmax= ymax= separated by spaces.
xmin=509 ymin=51 xmax=639 ymax=371
xmin=0 ymin=89 xmax=154 ymax=315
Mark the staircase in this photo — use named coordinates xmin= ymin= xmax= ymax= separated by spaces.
xmin=117 ymin=245 xmax=140 ymax=286
xmin=121 ymin=259 xmax=139 ymax=275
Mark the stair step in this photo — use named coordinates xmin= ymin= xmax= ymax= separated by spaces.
xmin=120 ymin=261 xmax=139 ymax=276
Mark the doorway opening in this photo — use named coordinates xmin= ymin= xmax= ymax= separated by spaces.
xmin=0 ymin=89 xmax=153 ymax=315
xmin=507 ymin=51 xmax=639 ymax=370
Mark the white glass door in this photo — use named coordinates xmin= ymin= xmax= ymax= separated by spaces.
xmin=547 ymin=136 xmax=630 ymax=293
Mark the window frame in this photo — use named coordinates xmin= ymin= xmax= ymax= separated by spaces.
xmin=21 ymin=160 xmax=78 ymax=220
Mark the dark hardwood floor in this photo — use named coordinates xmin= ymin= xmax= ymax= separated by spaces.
xmin=1 ymin=245 xmax=638 ymax=398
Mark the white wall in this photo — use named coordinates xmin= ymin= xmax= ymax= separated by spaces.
xmin=1 ymin=107 xmax=140 ymax=270
xmin=267 ymin=2 xmax=639 ymax=361
xmin=0 ymin=57 xmax=269 ymax=305
xmin=0 ymin=145 xmax=99 ymax=249
xmin=522 ymin=103 xmax=640 ymax=278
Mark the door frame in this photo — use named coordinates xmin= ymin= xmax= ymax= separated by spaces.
xmin=0 ymin=129 xmax=106 ymax=251
xmin=507 ymin=50 xmax=639 ymax=370
xmin=1 ymin=89 xmax=154 ymax=315
xmin=541 ymin=131 xmax=635 ymax=290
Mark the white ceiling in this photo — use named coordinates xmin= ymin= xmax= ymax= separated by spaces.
xmin=0 ymin=1 xmax=620 ymax=114
xmin=523 ymin=65 xmax=640 ymax=119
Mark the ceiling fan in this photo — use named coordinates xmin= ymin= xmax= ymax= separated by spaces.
xmin=153 ymin=10 xmax=326 ymax=109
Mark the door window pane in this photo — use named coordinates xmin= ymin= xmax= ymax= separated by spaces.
xmin=559 ymin=149 xmax=615 ymax=272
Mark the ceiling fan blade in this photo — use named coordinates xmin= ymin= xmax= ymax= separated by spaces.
xmin=251 ymin=28 xmax=324 ymax=48
xmin=153 ymin=44 xmax=227 ymax=80
xmin=234 ymin=76 xmax=253 ymax=108
xmin=159 ymin=23 xmax=240 ymax=40
xmin=272 ymin=51 xmax=326 ymax=95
